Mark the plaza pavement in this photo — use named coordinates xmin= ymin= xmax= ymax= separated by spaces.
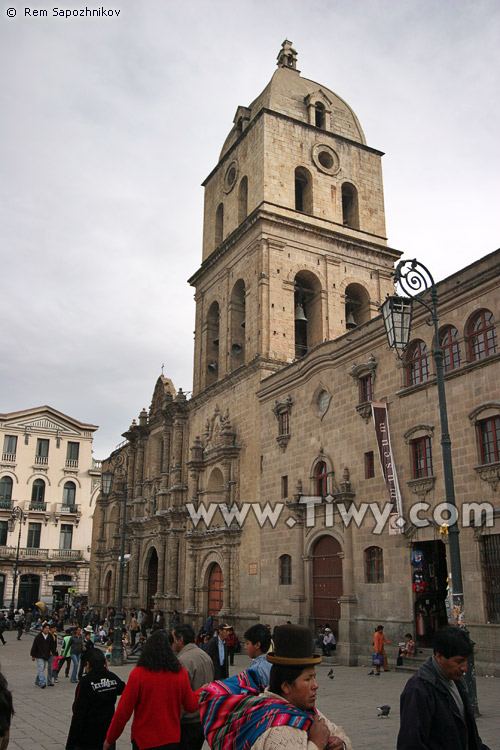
xmin=0 ymin=635 xmax=498 ymax=749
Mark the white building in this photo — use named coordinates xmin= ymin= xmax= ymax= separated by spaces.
xmin=0 ymin=406 xmax=100 ymax=611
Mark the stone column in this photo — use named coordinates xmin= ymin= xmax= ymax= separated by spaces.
xmin=129 ymin=539 xmax=140 ymax=596
xmin=166 ymin=533 xmax=180 ymax=595
xmin=218 ymin=547 xmax=232 ymax=616
xmin=156 ymin=536 xmax=166 ymax=595
xmin=185 ymin=547 xmax=197 ymax=613
xmin=292 ymin=514 xmax=307 ymax=623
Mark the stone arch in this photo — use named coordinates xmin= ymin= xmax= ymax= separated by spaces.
xmin=294 ymin=166 xmax=313 ymax=214
xmin=145 ymin=546 xmax=159 ymax=615
xmin=57 ymin=475 xmax=82 ymax=488
xmin=198 ymin=550 xmax=225 ymax=619
xmin=215 ymin=202 xmax=224 ymax=246
xmin=294 ymin=269 xmax=324 ymax=358
xmin=238 ymin=176 xmax=248 ymax=223
xmin=229 ymin=278 xmax=245 ymax=369
xmin=206 ymin=300 xmax=220 ymax=385
xmin=341 ymin=181 xmax=359 ymax=228
xmin=207 ymin=466 xmax=224 ymax=494
xmin=0 ymin=470 xmax=18 ymax=483
xmin=26 ymin=472 xmax=51 ymax=486
xmin=103 ymin=569 xmax=113 ymax=605
xmin=344 ymin=282 xmax=371 ymax=329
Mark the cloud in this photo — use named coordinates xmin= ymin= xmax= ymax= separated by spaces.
xmin=1 ymin=0 xmax=499 ymax=458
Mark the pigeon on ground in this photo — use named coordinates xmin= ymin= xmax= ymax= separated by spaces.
xmin=327 ymin=668 xmax=334 ymax=679
xmin=377 ymin=705 xmax=391 ymax=717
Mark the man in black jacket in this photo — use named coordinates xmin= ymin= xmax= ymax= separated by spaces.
xmin=30 ymin=622 xmax=52 ymax=688
xmin=397 ymin=626 xmax=490 ymax=750
xmin=66 ymin=649 xmax=125 ymax=750
xmin=204 ymin=622 xmax=231 ymax=680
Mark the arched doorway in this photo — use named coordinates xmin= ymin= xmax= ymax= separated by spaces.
xmin=18 ymin=573 xmax=40 ymax=611
xmin=312 ymin=536 xmax=343 ymax=638
xmin=146 ymin=549 xmax=158 ymax=627
xmin=105 ymin=571 xmax=112 ymax=605
xmin=207 ymin=562 xmax=223 ymax=625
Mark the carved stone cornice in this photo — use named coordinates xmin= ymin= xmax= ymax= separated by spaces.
xmin=407 ymin=476 xmax=436 ymax=498
xmin=276 ymin=434 xmax=291 ymax=452
xmin=474 ymin=462 xmax=500 ymax=492
xmin=355 ymin=402 xmax=372 ymax=423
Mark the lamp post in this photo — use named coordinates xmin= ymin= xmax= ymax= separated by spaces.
xmin=101 ymin=449 xmax=129 ymax=667
xmin=9 ymin=506 xmax=26 ymax=611
xmin=381 ymin=258 xmax=478 ymax=713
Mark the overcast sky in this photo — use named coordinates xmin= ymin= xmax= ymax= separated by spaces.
xmin=1 ymin=0 xmax=499 ymax=459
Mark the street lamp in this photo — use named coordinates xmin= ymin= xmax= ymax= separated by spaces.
xmin=381 ymin=258 xmax=478 ymax=713
xmin=101 ymin=449 xmax=129 ymax=667
xmin=9 ymin=506 xmax=26 ymax=611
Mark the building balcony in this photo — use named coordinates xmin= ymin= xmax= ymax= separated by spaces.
xmin=50 ymin=549 xmax=83 ymax=560
xmin=34 ymin=456 xmax=48 ymax=466
xmin=28 ymin=502 xmax=47 ymax=512
xmin=89 ymin=458 xmax=102 ymax=476
xmin=65 ymin=459 xmax=79 ymax=469
xmin=0 ymin=500 xmax=13 ymax=510
xmin=1 ymin=453 xmax=16 ymax=463
xmin=54 ymin=503 xmax=81 ymax=526
xmin=0 ymin=546 xmax=85 ymax=561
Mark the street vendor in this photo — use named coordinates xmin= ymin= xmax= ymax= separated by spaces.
xmin=200 ymin=623 xmax=352 ymax=750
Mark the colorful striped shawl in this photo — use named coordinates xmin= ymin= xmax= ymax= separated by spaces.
xmin=199 ymin=668 xmax=316 ymax=750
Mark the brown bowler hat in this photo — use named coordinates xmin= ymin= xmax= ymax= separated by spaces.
xmin=267 ymin=624 xmax=322 ymax=666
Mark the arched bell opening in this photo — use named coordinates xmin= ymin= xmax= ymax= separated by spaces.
xmin=294 ymin=271 xmax=322 ymax=359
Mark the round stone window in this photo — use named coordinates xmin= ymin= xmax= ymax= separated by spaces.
xmin=224 ymin=160 xmax=238 ymax=193
xmin=311 ymin=144 xmax=340 ymax=176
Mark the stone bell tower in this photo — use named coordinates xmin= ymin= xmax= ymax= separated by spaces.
xmin=189 ymin=41 xmax=400 ymax=395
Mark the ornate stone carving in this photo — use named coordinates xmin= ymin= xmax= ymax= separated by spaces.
xmin=474 ymin=462 xmax=500 ymax=492
xmin=407 ymin=475 xmax=436 ymax=498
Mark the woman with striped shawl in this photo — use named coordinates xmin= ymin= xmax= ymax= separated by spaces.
xmin=200 ymin=624 xmax=352 ymax=750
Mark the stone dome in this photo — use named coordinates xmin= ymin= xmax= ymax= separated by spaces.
xmin=220 ymin=40 xmax=366 ymax=160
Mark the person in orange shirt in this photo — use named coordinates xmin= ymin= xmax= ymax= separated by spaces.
xmin=373 ymin=625 xmax=391 ymax=674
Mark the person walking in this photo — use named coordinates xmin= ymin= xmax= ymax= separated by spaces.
xmin=225 ymin=627 xmax=239 ymax=667
xmin=172 ymin=623 xmax=214 ymax=750
xmin=69 ymin=626 xmax=83 ymax=683
xmin=129 ymin=613 xmax=139 ymax=647
xmin=103 ymin=629 xmax=199 ymax=750
xmin=16 ymin=613 xmax=26 ymax=641
xmin=66 ymin=649 xmax=125 ymax=750
xmin=47 ymin=622 xmax=59 ymax=685
xmin=78 ymin=626 xmax=95 ymax=679
xmin=30 ymin=622 xmax=52 ymax=688
xmin=59 ymin=627 xmax=74 ymax=678
xmin=397 ymin=626 xmax=490 ymax=750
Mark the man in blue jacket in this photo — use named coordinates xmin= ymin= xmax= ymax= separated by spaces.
xmin=397 ymin=626 xmax=489 ymax=750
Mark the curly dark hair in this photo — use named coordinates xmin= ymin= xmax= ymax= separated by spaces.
xmin=0 ymin=669 xmax=14 ymax=738
xmin=137 ymin=630 xmax=182 ymax=672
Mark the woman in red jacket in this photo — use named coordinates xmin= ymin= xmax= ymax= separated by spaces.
xmin=103 ymin=629 xmax=199 ymax=750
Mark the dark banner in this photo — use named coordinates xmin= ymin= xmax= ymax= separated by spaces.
xmin=372 ymin=402 xmax=403 ymax=535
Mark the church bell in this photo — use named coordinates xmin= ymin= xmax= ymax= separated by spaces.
xmin=294 ymin=303 xmax=307 ymax=323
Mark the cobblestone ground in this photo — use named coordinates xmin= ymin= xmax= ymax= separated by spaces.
xmin=1 ymin=636 xmax=498 ymax=749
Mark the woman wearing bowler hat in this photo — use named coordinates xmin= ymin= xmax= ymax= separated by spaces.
xmin=200 ymin=623 xmax=352 ymax=750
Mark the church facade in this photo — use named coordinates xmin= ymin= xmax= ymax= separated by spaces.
xmin=89 ymin=42 xmax=500 ymax=671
